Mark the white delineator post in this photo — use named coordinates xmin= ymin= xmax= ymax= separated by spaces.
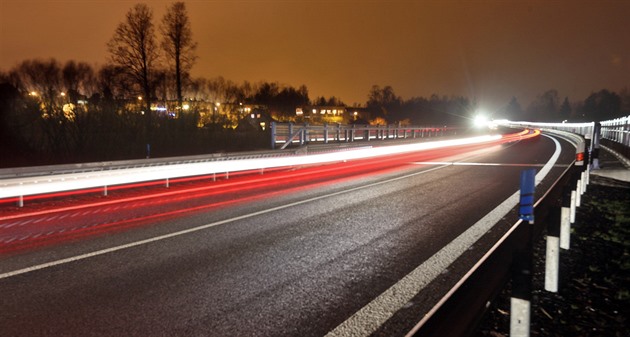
xmin=560 ymin=186 xmax=572 ymax=250
xmin=545 ymin=208 xmax=561 ymax=292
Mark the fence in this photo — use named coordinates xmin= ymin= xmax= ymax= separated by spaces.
xmin=601 ymin=115 xmax=630 ymax=147
xmin=270 ymin=122 xmax=458 ymax=149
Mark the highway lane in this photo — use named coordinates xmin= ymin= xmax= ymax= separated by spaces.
xmin=0 ymin=132 xmax=576 ymax=336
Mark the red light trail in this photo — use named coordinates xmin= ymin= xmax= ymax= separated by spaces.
xmin=0 ymin=130 xmax=540 ymax=254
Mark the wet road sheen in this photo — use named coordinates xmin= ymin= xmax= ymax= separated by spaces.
xmin=0 ymin=134 xmax=575 ymax=337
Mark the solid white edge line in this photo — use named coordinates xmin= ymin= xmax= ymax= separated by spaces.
xmin=325 ymin=135 xmax=561 ymax=337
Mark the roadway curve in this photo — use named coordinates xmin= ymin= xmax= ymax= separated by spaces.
xmin=0 ymin=131 xmax=576 ymax=337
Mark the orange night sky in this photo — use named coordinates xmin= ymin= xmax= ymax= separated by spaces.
xmin=1 ymin=0 xmax=629 ymax=111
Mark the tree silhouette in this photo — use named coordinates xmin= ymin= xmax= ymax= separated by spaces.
xmin=527 ymin=89 xmax=559 ymax=122
xmin=367 ymin=85 xmax=401 ymax=123
xmin=559 ymin=97 xmax=571 ymax=121
xmin=160 ymin=2 xmax=197 ymax=109
xmin=107 ymin=3 xmax=160 ymax=150
xmin=505 ymin=97 xmax=524 ymax=121
xmin=582 ymin=89 xmax=621 ymax=121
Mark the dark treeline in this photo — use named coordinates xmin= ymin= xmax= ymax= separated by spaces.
xmin=1 ymin=1 xmax=629 ymax=168
xmin=0 ymin=61 xmax=478 ymax=168
xmin=3 ymin=59 xmax=627 ymax=169
xmin=497 ymin=89 xmax=630 ymax=123
xmin=2 ymin=61 xmax=629 ymax=168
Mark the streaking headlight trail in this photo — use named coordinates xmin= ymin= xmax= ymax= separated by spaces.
xmin=0 ymin=131 xmax=538 ymax=202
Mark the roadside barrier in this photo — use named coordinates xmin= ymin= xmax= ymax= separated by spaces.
xmin=407 ymin=127 xmax=589 ymax=337
xmin=270 ymin=122 xmax=459 ymax=149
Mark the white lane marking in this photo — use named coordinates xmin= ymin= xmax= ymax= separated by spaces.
xmin=325 ymin=135 xmax=562 ymax=337
xmin=17 ymin=219 xmax=34 ymax=227
xmin=3 ymin=222 xmax=16 ymax=228
xmin=0 ymin=164 xmax=454 ymax=280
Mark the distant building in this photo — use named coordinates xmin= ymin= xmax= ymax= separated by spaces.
xmin=295 ymin=105 xmax=349 ymax=124
xmin=294 ymin=105 xmax=369 ymax=124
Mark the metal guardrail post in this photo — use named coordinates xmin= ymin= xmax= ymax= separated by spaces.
xmin=324 ymin=123 xmax=329 ymax=144
xmin=350 ymin=124 xmax=355 ymax=142
xmin=592 ymin=122 xmax=601 ymax=169
xmin=270 ymin=122 xmax=277 ymax=149
xmin=288 ymin=122 xmax=293 ymax=146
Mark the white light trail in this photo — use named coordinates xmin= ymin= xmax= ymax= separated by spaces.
xmin=0 ymin=134 xmax=502 ymax=200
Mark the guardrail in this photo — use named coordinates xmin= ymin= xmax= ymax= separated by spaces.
xmin=270 ymin=122 xmax=459 ymax=149
xmin=0 ymin=149 xmax=299 ymax=180
xmin=600 ymin=115 xmax=630 ymax=161
xmin=503 ymin=116 xmax=630 ymax=169
xmin=601 ymin=115 xmax=630 ymax=147
xmin=408 ymin=127 xmax=588 ymax=337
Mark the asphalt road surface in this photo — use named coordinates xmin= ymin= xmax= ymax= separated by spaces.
xmin=0 ymin=132 xmax=576 ymax=337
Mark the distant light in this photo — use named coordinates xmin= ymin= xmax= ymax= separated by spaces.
xmin=29 ymin=91 xmax=37 ymax=96
xmin=182 ymin=104 xmax=190 ymax=110
xmin=473 ymin=114 xmax=489 ymax=128
xmin=138 ymin=96 xmax=143 ymax=101
xmin=60 ymin=92 xmax=66 ymax=97
xmin=62 ymin=103 xmax=74 ymax=114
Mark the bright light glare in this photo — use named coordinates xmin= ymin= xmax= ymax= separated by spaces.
xmin=473 ymin=115 xmax=489 ymax=128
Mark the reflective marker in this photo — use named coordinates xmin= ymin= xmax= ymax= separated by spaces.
xmin=519 ymin=169 xmax=536 ymax=223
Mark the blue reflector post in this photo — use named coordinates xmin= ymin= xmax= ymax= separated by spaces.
xmin=519 ymin=169 xmax=536 ymax=223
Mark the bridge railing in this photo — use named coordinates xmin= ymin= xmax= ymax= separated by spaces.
xmin=270 ymin=122 xmax=458 ymax=149
xmin=601 ymin=115 xmax=630 ymax=147
xmin=600 ymin=115 xmax=630 ymax=161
